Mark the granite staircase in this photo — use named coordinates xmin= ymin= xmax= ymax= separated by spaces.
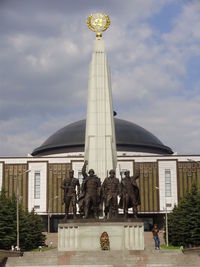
xmin=6 ymin=248 xmax=200 ymax=267
xmin=5 ymin=232 xmax=200 ymax=267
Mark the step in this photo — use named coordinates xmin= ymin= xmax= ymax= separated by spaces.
xmin=6 ymin=248 xmax=200 ymax=267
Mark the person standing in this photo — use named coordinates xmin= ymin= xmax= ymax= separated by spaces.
xmin=120 ymin=169 xmax=141 ymax=218
xmin=61 ymin=170 xmax=80 ymax=220
xmin=80 ymin=161 xmax=101 ymax=219
xmin=101 ymin=169 xmax=120 ymax=219
xmin=152 ymin=224 xmax=160 ymax=250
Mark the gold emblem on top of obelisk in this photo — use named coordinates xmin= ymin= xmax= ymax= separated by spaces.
xmin=87 ymin=13 xmax=110 ymax=37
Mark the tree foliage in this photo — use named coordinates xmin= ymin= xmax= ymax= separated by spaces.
xmin=167 ymin=184 xmax=200 ymax=247
xmin=0 ymin=188 xmax=16 ymax=249
xmin=0 ymin=188 xmax=45 ymax=250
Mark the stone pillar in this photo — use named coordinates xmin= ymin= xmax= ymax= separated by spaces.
xmin=84 ymin=37 xmax=117 ymax=181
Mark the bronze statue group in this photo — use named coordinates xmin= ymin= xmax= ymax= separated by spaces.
xmin=61 ymin=161 xmax=140 ymax=220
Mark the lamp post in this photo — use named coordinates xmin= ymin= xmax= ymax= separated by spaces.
xmin=16 ymin=169 xmax=31 ymax=250
xmin=48 ymin=196 xmax=58 ymax=233
xmin=155 ymin=186 xmax=168 ymax=247
xmin=165 ymin=206 xmax=169 ymax=247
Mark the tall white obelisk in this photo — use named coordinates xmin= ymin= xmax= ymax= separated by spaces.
xmin=84 ymin=13 xmax=117 ymax=181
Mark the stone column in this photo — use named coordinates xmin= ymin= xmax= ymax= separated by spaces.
xmin=84 ymin=37 xmax=117 ymax=181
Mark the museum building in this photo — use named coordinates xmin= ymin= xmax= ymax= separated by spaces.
xmin=0 ymin=118 xmax=200 ymax=231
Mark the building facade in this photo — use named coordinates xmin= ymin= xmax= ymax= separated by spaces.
xmin=1 ymin=153 xmax=200 ymax=231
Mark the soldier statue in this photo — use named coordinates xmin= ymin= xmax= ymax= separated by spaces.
xmin=120 ymin=169 xmax=141 ymax=218
xmin=101 ymin=169 xmax=120 ymax=219
xmin=61 ymin=170 xmax=80 ymax=220
xmin=79 ymin=161 xmax=101 ymax=219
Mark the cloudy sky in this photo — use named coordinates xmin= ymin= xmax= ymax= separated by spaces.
xmin=0 ymin=0 xmax=200 ymax=156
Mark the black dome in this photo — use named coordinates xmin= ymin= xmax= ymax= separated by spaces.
xmin=32 ymin=118 xmax=173 ymax=156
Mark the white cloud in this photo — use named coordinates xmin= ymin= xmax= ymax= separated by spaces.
xmin=0 ymin=0 xmax=200 ymax=156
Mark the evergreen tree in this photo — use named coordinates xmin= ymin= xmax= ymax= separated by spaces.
xmin=18 ymin=208 xmax=33 ymax=250
xmin=27 ymin=209 xmax=46 ymax=249
xmin=190 ymin=187 xmax=200 ymax=245
xmin=0 ymin=188 xmax=16 ymax=250
xmin=0 ymin=188 xmax=46 ymax=250
xmin=167 ymin=184 xmax=200 ymax=247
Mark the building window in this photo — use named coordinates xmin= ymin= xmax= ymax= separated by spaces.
xmin=34 ymin=171 xmax=40 ymax=199
xmin=165 ymin=169 xmax=171 ymax=197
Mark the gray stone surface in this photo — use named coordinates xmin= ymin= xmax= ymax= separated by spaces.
xmin=58 ymin=221 xmax=144 ymax=251
xmin=6 ymin=249 xmax=200 ymax=267
xmin=5 ymin=233 xmax=200 ymax=267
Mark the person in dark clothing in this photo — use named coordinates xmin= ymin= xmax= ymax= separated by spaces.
xmin=101 ymin=169 xmax=120 ymax=219
xmin=61 ymin=170 xmax=80 ymax=220
xmin=152 ymin=224 xmax=160 ymax=250
xmin=120 ymin=169 xmax=141 ymax=218
xmin=80 ymin=161 xmax=101 ymax=219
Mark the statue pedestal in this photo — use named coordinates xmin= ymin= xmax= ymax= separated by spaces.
xmin=58 ymin=220 xmax=144 ymax=251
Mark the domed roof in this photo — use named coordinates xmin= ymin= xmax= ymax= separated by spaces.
xmin=32 ymin=118 xmax=173 ymax=156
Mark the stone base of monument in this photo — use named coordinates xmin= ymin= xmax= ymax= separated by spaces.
xmin=58 ymin=220 xmax=144 ymax=251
